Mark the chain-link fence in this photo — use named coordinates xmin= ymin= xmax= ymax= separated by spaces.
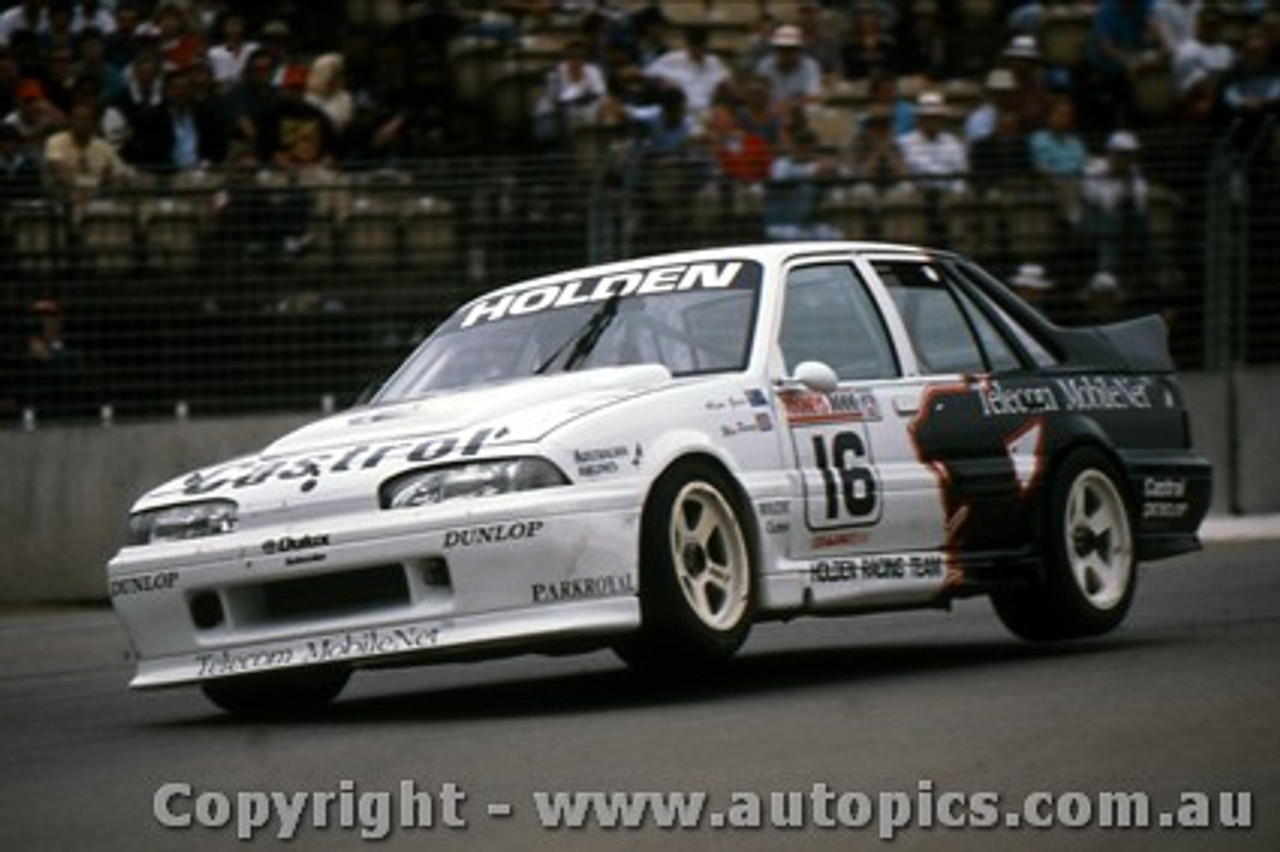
xmin=3 ymin=117 xmax=1279 ymax=425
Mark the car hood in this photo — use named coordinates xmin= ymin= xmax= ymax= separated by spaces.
xmin=268 ymin=364 xmax=675 ymax=456
xmin=137 ymin=366 xmax=675 ymax=508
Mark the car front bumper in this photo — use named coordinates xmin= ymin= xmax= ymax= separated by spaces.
xmin=108 ymin=489 xmax=643 ymax=688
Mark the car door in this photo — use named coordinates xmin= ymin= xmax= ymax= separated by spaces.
xmin=864 ymin=255 xmax=1048 ymax=557
xmin=773 ymin=259 xmax=948 ymax=575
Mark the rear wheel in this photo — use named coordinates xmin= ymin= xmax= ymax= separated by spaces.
xmin=615 ymin=461 xmax=754 ymax=675
xmin=992 ymin=448 xmax=1137 ymax=641
xmin=200 ymin=666 xmax=350 ymax=719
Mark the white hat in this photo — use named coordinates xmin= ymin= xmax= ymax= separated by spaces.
xmin=915 ymin=90 xmax=949 ymax=116
xmin=771 ymin=25 xmax=804 ymax=48
xmin=985 ymin=67 xmax=1018 ymax=92
xmin=1003 ymin=34 xmax=1041 ymax=61
xmin=1010 ymin=263 xmax=1055 ymax=291
xmin=1107 ymin=130 xmax=1140 ymax=152
xmin=1089 ymin=271 xmax=1120 ymax=292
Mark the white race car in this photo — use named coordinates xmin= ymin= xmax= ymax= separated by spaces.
xmin=108 ymin=243 xmax=1211 ymax=716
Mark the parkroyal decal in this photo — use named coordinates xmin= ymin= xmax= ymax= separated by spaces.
xmin=459 ymin=260 xmax=757 ymax=328
xmin=181 ymin=428 xmax=496 ymax=496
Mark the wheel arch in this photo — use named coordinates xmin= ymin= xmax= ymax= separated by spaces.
xmin=642 ymin=451 xmax=764 ymax=585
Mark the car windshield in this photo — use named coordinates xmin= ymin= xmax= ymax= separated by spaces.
xmin=374 ymin=258 xmax=762 ymax=400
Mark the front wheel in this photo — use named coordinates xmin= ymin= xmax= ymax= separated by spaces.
xmin=615 ymin=461 xmax=755 ymax=675
xmin=200 ymin=665 xmax=351 ymax=719
xmin=992 ymin=448 xmax=1137 ymax=642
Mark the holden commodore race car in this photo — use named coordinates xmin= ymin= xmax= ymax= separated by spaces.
xmin=108 ymin=242 xmax=1211 ymax=716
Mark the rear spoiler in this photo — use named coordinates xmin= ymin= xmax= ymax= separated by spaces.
xmin=1047 ymin=314 xmax=1177 ymax=373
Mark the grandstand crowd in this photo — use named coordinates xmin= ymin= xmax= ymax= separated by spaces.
xmin=2 ymin=0 xmax=1280 ymax=418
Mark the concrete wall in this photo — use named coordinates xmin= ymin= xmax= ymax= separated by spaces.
xmin=1 ymin=414 xmax=309 ymax=603
xmin=0 ymin=371 xmax=1269 ymax=604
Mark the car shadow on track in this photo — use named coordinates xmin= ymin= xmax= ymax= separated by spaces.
xmin=156 ymin=634 xmax=1163 ymax=727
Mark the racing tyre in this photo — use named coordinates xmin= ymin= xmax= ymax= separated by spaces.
xmin=616 ymin=461 xmax=755 ymax=676
xmin=992 ymin=448 xmax=1137 ymax=642
xmin=200 ymin=666 xmax=351 ymax=719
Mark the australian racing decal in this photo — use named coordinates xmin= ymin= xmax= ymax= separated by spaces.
xmin=180 ymin=427 xmax=496 ymax=496
xmin=574 ymin=444 xmax=642 ymax=477
xmin=459 ymin=260 xmax=760 ymax=328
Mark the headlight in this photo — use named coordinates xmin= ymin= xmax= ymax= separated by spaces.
xmin=127 ymin=500 xmax=239 ymax=546
xmin=380 ymin=458 xmax=568 ymax=509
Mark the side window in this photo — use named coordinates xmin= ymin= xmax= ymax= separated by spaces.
xmin=779 ymin=264 xmax=898 ymax=381
xmin=951 ymin=286 xmax=1022 ymax=372
xmin=876 ymin=261 xmax=987 ymax=375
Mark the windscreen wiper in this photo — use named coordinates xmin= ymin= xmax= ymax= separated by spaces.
xmin=534 ymin=293 xmax=621 ymax=374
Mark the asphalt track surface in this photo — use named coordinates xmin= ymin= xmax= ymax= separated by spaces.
xmin=2 ymin=539 xmax=1277 ymax=851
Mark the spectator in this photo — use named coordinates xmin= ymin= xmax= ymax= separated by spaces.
xmin=103 ymin=0 xmax=145 ymax=71
xmin=892 ymin=0 xmax=955 ymax=78
xmin=103 ymin=48 xmax=163 ymax=161
xmin=1171 ymin=6 xmax=1235 ymax=99
xmin=264 ymin=64 xmax=337 ymax=173
xmin=705 ymin=101 xmax=773 ymax=185
xmin=1008 ymin=262 xmax=1056 ymax=308
xmin=75 ymin=26 xmax=125 ymax=103
xmin=863 ymin=70 xmax=915 ymax=138
xmin=151 ymin=1 xmax=206 ymax=73
xmin=0 ymin=120 xmax=41 ymax=201
xmin=733 ymin=72 xmax=786 ymax=148
xmin=1084 ymin=0 xmax=1172 ymax=126
xmin=41 ymin=44 xmax=77 ymax=113
xmin=1081 ymin=129 xmax=1154 ymax=298
xmin=43 ymin=98 xmax=133 ymax=208
xmin=306 ymin=52 xmax=355 ymax=134
xmin=129 ymin=63 xmax=228 ymax=173
xmin=73 ymin=0 xmax=116 ymax=38
xmin=0 ymin=45 xmax=18 ymax=114
xmin=226 ymin=47 xmax=281 ymax=160
xmin=848 ymin=103 xmax=907 ymax=188
xmin=534 ymin=37 xmax=609 ymax=147
xmin=756 ymin=25 xmax=823 ymax=115
xmin=614 ymin=84 xmax=710 ymax=238
xmin=1222 ymin=30 xmax=1280 ymax=131
xmin=795 ymin=0 xmax=845 ymax=81
xmin=840 ymin=1 xmax=895 ymax=79
xmin=41 ymin=1 xmax=76 ymax=55
xmin=965 ymin=66 xmax=1022 ymax=144
xmin=1030 ymin=96 xmax=1089 ymax=224
xmin=736 ymin=12 xmax=778 ymax=77
xmin=206 ymin=9 xmax=258 ymax=91
xmin=0 ymin=0 xmax=45 ymax=49
xmin=1001 ymin=34 xmax=1053 ymax=132
xmin=971 ymin=107 xmax=1034 ymax=194
xmin=644 ymin=26 xmax=729 ymax=120
xmin=628 ymin=5 xmax=670 ymax=68
xmin=3 ymin=78 xmax=65 ymax=159
xmin=764 ymin=127 xmax=841 ymax=241
xmin=897 ymin=91 xmax=967 ymax=195
xmin=18 ymin=297 xmax=89 ymax=417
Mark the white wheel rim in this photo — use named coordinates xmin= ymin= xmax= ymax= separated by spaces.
xmin=1064 ymin=470 xmax=1133 ymax=610
xmin=669 ymin=482 xmax=750 ymax=630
